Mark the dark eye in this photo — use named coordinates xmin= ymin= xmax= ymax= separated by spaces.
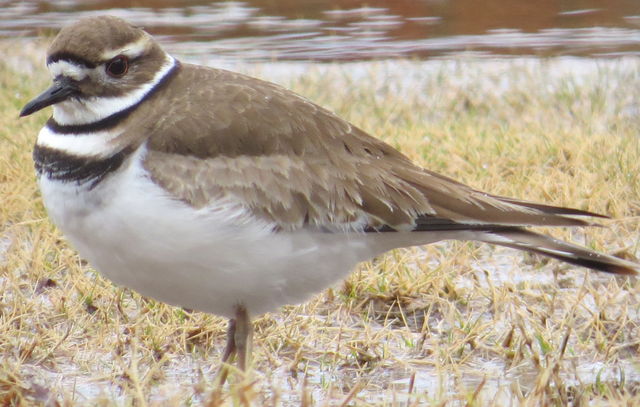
xmin=106 ymin=55 xmax=129 ymax=77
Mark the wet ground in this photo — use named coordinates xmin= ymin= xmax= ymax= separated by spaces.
xmin=3 ymin=1 xmax=639 ymax=405
xmin=5 ymin=51 xmax=639 ymax=404
xmin=2 ymin=0 xmax=640 ymax=62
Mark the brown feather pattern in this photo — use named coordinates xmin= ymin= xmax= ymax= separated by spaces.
xmin=143 ymin=64 xmax=600 ymax=232
xmin=30 ymin=16 xmax=638 ymax=279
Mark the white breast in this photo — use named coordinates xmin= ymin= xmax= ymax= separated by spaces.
xmin=38 ymin=145 xmax=431 ymax=317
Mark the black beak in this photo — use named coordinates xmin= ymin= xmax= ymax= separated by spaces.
xmin=20 ymin=76 xmax=78 ymax=117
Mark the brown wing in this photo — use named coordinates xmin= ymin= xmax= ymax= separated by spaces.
xmin=143 ymin=63 xmax=600 ymax=231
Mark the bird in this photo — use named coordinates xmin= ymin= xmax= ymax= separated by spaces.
xmin=20 ymin=15 xmax=638 ymax=376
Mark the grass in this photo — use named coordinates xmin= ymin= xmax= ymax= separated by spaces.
xmin=1 ymin=40 xmax=640 ymax=405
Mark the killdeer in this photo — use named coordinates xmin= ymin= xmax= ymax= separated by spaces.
xmin=20 ymin=16 xmax=638 ymax=375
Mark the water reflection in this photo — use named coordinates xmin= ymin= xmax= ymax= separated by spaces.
xmin=1 ymin=1 xmax=640 ymax=62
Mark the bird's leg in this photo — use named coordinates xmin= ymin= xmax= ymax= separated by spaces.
xmin=234 ymin=305 xmax=252 ymax=371
xmin=221 ymin=318 xmax=237 ymax=364
xmin=215 ymin=306 xmax=252 ymax=387
xmin=216 ymin=318 xmax=237 ymax=386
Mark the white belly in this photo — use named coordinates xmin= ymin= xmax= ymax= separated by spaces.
xmin=38 ymin=147 xmax=433 ymax=317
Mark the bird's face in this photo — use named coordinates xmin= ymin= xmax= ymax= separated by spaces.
xmin=20 ymin=16 xmax=167 ymax=123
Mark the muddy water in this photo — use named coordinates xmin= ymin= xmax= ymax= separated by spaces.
xmin=2 ymin=0 xmax=640 ymax=62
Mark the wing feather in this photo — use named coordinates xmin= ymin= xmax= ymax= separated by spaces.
xmin=143 ymin=63 xmax=604 ymax=232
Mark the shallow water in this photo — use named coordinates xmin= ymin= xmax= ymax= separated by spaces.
xmin=2 ymin=0 xmax=640 ymax=62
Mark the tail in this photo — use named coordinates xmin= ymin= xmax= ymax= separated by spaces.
xmin=480 ymin=228 xmax=638 ymax=275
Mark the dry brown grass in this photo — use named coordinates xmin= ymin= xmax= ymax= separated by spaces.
xmin=1 ymin=41 xmax=640 ymax=406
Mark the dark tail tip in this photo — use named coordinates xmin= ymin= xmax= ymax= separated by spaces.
xmin=484 ymin=229 xmax=639 ymax=276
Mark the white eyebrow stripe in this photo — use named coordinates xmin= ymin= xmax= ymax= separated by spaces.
xmin=101 ymin=36 xmax=150 ymax=60
xmin=47 ymin=60 xmax=88 ymax=81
